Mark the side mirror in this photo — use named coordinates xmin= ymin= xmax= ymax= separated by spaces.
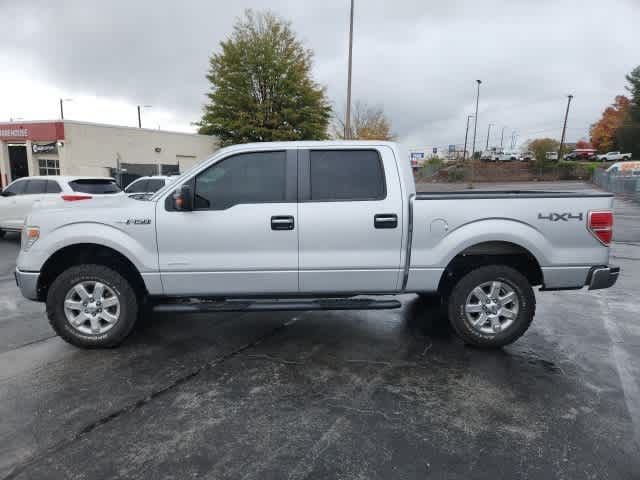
xmin=172 ymin=185 xmax=193 ymax=211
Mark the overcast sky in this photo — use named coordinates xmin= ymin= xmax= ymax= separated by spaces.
xmin=1 ymin=0 xmax=638 ymax=150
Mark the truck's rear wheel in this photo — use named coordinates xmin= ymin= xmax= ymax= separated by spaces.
xmin=447 ymin=265 xmax=535 ymax=348
xmin=46 ymin=264 xmax=138 ymax=348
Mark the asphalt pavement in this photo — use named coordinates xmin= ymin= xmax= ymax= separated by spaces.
xmin=1 ymin=182 xmax=639 ymax=479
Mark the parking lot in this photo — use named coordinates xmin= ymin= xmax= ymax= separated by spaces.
xmin=1 ymin=182 xmax=639 ymax=479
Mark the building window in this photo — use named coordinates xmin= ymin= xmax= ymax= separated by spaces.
xmin=38 ymin=158 xmax=60 ymax=176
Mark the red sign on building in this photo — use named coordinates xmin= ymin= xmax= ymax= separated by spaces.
xmin=0 ymin=122 xmax=65 ymax=142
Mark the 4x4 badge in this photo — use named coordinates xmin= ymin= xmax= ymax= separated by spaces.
xmin=538 ymin=212 xmax=583 ymax=222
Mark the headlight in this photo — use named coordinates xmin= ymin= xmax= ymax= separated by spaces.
xmin=21 ymin=227 xmax=40 ymax=251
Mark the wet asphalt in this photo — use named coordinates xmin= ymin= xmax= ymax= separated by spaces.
xmin=0 ymin=182 xmax=639 ymax=479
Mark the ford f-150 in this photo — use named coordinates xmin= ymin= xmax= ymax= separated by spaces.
xmin=15 ymin=141 xmax=619 ymax=349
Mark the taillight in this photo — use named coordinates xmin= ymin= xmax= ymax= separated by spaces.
xmin=588 ymin=210 xmax=613 ymax=245
xmin=61 ymin=194 xmax=93 ymax=202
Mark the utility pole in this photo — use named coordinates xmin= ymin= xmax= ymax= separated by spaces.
xmin=137 ymin=105 xmax=152 ymax=128
xmin=485 ymin=123 xmax=494 ymax=150
xmin=558 ymin=94 xmax=573 ymax=161
xmin=345 ymin=0 xmax=355 ymax=139
xmin=470 ymin=79 xmax=482 ymax=189
xmin=463 ymin=114 xmax=474 ymax=161
xmin=59 ymin=98 xmax=72 ymax=120
xmin=500 ymin=126 xmax=506 ymax=150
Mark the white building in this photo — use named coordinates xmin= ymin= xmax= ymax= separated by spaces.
xmin=0 ymin=120 xmax=219 ymax=187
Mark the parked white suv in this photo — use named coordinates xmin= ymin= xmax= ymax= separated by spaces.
xmin=124 ymin=176 xmax=177 ymax=199
xmin=0 ymin=176 xmax=121 ymax=237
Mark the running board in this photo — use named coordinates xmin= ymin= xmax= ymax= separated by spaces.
xmin=153 ymin=297 xmax=402 ymax=313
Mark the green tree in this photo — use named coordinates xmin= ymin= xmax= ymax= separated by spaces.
xmin=197 ymin=10 xmax=331 ymax=145
xmin=617 ymin=66 xmax=640 ymax=158
xmin=526 ymin=137 xmax=560 ymax=163
xmin=332 ymin=101 xmax=396 ymax=140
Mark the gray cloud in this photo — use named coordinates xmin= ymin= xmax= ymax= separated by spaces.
xmin=1 ymin=0 xmax=638 ymax=147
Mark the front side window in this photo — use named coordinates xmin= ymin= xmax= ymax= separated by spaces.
xmin=2 ymin=180 xmax=27 ymax=196
xmin=194 ymin=151 xmax=287 ymax=210
xmin=309 ymin=149 xmax=386 ymax=201
xmin=38 ymin=158 xmax=60 ymax=176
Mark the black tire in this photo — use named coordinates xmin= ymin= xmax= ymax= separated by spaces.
xmin=622 ymin=156 xmax=630 ymax=161
xmin=447 ymin=265 xmax=535 ymax=348
xmin=46 ymin=264 xmax=139 ymax=348
xmin=0 ymin=229 xmax=5 ymax=239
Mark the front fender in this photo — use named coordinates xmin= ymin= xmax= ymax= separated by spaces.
xmin=17 ymin=222 xmax=158 ymax=273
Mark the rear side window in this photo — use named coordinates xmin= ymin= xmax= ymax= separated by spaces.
xmin=125 ymin=179 xmax=149 ymax=193
xmin=69 ymin=179 xmax=121 ymax=194
xmin=46 ymin=180 xmax=62 ymax=193
xmin=145 ymin=179 xmax=166 ymax=192
xmin=24 ymin=179 xmax=47 ymax=194
xmin=309 ymin=150 xmax=386 ymax=201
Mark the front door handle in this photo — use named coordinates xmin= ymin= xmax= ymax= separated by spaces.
xmin=271 ymin=215 xmax=295 ymax=231
xmin=374 ymin=214 xmax=398 ymax=229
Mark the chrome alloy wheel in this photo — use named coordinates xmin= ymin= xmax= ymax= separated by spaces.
xmin=63 ymin=281 xmax=121 ymax=335
xmin=464 ymin=280 xmax=519 ymax=336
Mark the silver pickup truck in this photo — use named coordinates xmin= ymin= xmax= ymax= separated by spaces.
xmin=15 ymin=141 xmax=619 ymax=349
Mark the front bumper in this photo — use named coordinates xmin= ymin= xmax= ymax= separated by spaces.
xmin=14 ymin=268 xmax=40 ymax=301
xmin=587 ymin=265 xmax=620 ymax=290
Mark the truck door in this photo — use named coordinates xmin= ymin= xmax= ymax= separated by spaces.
xmin=155 ymin=149 xmax=299 ymax=296
xmin=297 ymin=146 xmax=404 ymax=293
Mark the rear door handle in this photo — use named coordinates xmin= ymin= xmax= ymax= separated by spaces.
xmin=374 ymin=214 xmax=398 ymax=229
xmin=271 ymin=215 xmax=295 ymax=231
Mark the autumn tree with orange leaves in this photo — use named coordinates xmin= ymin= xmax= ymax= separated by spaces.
xmin=590 ymin=95 xmax=630 ymax=152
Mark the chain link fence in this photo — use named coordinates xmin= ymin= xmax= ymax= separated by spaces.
xmin=593 ymin=169 xmax=640 ymax=201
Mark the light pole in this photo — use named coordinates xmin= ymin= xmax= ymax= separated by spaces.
xmin=558 ymin=94 xmax=573 ymax=161
xmin=485 ymin=122 xmax=494 ymax=150
xmin=345 ymin=0 xmax=355 ymax=139
xmin=470 ymin=79 xmax=482 ymax=189
xmin=463 ymin=114 xmax=474 ymax=161
xmin=137 ymin=105 xmax=152 ymax=128
xmin=500 ymin=126 xmax=506 ymax=150
xmin=59 ymin=98 xmax=72 ymax=120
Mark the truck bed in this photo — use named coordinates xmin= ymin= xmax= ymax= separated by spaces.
xmin=415 ymin=190 xmax=613 ymax=200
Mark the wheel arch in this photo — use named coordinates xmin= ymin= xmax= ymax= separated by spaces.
xmin=37 ymin=243 xmax=147 ymax=302
xmin=437 ymin=240 xmax=543 ymax=296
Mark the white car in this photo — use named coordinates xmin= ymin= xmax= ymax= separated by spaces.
xmin=0 ymin=176 xmax=122 ymax=237
xmin=597 ymin=151 xmax=632 ymax=162
xmin=494 ymin=151 xmax=520 ymax=161
xmin=123 ymin=175 xmax=177 ymax=199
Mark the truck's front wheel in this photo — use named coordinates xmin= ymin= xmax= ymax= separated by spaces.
xmin=46 ymin=264 xmax=139 ymax=348
xmin=447 ymin=265 xmax=535 ymax=348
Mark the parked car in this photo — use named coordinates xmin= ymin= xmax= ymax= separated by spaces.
xmin=494 ymin=151 xmax=519 ymax=161
xmin=0 ymin=176 xmax=121 ymax=237
xmin=597 ymin=151 xmax=632 ymax=162
xmin=545 ymin=152 xmax=559 ymax=161
xmin=520 ymin=151 xmax=534 ymax=161
xmin=480 ymin=151 xmax=496 ymax=161
xmin=565 ymin=149 xmax=597 ymax=161
xmin=15 ymin=141 xmax=618 ymax=350
xmin=606 ymin=161 xmax=640 ymax=176
xmin=124 ymin=175 xmax=177 ymax=199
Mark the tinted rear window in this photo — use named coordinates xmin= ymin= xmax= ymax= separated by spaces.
xmin=69 ymin=179 xmax=121 ymax=194
xmin=309 ymin=150 xmax=386 ymax=201
xmin=24 ymin=180 xmax=48 ymax=194
xmin=125 ymin=179 xmax=148 ymax=193
xmin=46 ymin=180 xmax=62 ymax=193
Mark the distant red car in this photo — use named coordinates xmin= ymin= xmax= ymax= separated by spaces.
xmin=564 ymin=149 xmax=597 ymax=161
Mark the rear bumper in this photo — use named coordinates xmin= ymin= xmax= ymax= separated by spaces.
xmin=587 ymin=265 xmax=620 ymax=290
xmin=14 ymin=268 xmax=40 ymax=301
